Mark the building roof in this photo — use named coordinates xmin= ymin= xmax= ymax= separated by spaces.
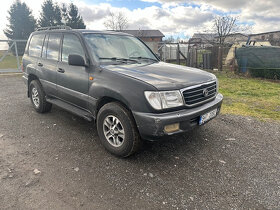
xmin=121 ymin=30 xmax=165 ymax=38
xmin=192 ymin=33 xmax=217 ymax=40
xmin=250 ymin=30 xmax=280 ymax=36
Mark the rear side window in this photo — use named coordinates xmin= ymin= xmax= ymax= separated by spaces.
xmin=29 ymin=34 xmax=45 ymax=57
xmin=46 ymin=33 xmax=61 ymax=61
xmin=62 ymin=34 xmax=85 ymax=63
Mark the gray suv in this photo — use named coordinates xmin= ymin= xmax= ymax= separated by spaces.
xmin=22 ymin=26 xmax=223 ymax=157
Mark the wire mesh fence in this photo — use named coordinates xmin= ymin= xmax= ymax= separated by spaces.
xmin=0 ymin=40 xmax=27 ymax=73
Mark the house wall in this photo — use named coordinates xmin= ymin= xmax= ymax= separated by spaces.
xmin=138 ymin=37 xmax=163 ymax=53
xmin=224 ymin=34 xmax=248 ymax=44
xmin=250 ymin=32 xmax=280 ymax=46
xmin=140 ymin=37 xmax=162 ymax=42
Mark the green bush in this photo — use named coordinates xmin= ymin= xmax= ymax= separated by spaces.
xmin=248 ymin=68 xmax=280 ymax=80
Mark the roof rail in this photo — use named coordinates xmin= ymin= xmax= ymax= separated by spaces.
xmin=36 ymin=25 xmax=72 ymax=31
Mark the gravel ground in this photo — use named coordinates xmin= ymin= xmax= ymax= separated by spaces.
xmin=0 ymin=75 xmax=279 ymax=210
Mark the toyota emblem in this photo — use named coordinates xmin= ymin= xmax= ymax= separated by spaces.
xmin=202 ymin=88 xmax=209 ymax=97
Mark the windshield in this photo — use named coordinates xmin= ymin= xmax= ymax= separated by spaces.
xmin=83 ymin=33 xmax=158 ymax=64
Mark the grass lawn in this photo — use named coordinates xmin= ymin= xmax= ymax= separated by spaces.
xmin=213 ymin=71 xmax=280 ymax=121
xmin=0 ymin=52 xmax=22 ymax=69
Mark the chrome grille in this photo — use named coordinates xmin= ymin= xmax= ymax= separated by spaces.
xmin=182 ymin=81 xmax=217 ymax=106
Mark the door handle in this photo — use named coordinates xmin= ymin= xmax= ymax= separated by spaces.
xmin=57 ymin=68 xmax=65 ymax=73
xmin=38 ymin=63 xmax=43 ymax=67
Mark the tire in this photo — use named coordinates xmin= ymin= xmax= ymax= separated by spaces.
xmin=29 ymin=80 xmax=52 ymax=113
xmin=97 ymin=102 xmax=142 ymax=157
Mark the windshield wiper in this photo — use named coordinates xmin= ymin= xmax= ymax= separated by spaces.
xmin=99 ymin=57 xmax=139 ymax=64
xmin=129 ymin=56 xmax=158 ymax=62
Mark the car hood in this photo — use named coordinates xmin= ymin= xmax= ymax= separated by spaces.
xmin=102 ymin=62 xmax=216 ymax=90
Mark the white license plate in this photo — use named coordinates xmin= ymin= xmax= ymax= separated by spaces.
xmin=199 ymin=109 xmax=217 ymax=125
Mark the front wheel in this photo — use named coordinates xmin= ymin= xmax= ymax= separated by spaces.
xmin=97 ymin=102 xmax=142 ymax=157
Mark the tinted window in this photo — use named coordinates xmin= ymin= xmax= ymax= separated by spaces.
xmin=29 ymin=34 xmax=45 ymax=57
xmin=47 ymin=33 xmax=61 ymax=61
xmin=62 ymin=34 xmax=85 ymax=63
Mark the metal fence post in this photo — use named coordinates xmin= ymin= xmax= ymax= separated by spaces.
xmin=14 ymin=41 xmax=21 ymax=71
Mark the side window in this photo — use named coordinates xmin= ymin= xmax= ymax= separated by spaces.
xmin=62 ymin=34 xmax=85 ymax=63
xmin=29 ymin=34 xmax=45 ymax=57
xmin=47 ymin=33 xmax=61 ymax=61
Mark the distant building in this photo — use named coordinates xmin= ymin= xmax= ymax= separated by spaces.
xmin=190 ymin=33 xmax=248 ymax=46
xmin=122 ymin=30 xmax=165 ymax=53
xmin=189 ymin=33 xmax=217 ymax=47
xmin=220 ymin=33 xmax=248 ymax=44
xmin=250 ymin=31 xmax=280 ymax=46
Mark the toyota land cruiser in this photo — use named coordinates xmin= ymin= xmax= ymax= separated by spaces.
xmin=22 ymin=26 xmax=223 ymax=157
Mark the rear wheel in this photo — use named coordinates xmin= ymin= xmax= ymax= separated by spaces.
xmin=29 ymin=80 xmax=52 ymax=113
xmin=97 ymin=102 xmax=142 ymax=157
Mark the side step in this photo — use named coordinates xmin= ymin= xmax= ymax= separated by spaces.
xmin=46 ymin=98 xmax=94 ymax=122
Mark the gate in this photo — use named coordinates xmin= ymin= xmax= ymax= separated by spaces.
xmin=0 ymin=40 xmax=27 ymax=73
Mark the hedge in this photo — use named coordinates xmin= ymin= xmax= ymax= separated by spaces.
xmin=248 ymin=68 xmax=280 ymax=80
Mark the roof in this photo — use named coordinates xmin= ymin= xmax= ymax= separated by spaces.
xmin=250 ymin=30 xmax=280 ymax=36
xmin=192 ymin=33 xmax=217 ymax=40
xmin=214 ymin=33 xmax=248 ymax=38
xmin=121 ymin=30 xmax=165 ymax=38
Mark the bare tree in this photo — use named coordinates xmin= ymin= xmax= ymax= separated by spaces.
xmin=214 ymin=16 xmax=239 ymax=46
xmin=213 ymin=15 xmax=249 ymax=70
xmin=104 ymin=11 xmax=128 ymax=31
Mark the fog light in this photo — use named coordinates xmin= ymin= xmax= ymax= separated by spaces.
xmin=164 ymin=123 xmax=180 ymax=133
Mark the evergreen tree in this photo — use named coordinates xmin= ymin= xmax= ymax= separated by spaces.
xmin=61 ymin=3 xmax=68 ymax=24
xmin=4 ymin=0 xmax=36 ymax=55
xmin=65 ymin=3 xmax=86 ymax=29
xmin=38 ymin=0 xmax=62 ymax=27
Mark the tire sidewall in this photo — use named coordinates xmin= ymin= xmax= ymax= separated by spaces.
xmin=29 ymin=81 xmax=44 ymax=113
xmin=97 ymin=104 xmax=137 ymax=157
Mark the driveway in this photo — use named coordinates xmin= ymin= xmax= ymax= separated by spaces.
xmin=0 ymin=75 xmax=279 ymax=209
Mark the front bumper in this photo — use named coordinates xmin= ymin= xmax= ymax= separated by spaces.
xmin=133 ymin=93 xmax=223 ymax=140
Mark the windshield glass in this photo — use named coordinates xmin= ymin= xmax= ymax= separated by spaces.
xmin=83 ymin=33 xmax=158 ymax=64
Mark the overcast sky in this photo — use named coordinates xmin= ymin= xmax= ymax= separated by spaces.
xmin=1 ymin=0 xmax=280 ymax=44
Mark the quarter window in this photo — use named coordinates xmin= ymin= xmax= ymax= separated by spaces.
xmin=46 ymin=33 xmax=61 ymax=61
xmin=29 ymin=34 xmax=45 ymax=57
xmin=62 ymin=34 xmax=85 ymax=63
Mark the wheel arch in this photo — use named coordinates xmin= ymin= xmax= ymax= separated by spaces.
xmin=96 ymin=96 xmax=130 ymax=115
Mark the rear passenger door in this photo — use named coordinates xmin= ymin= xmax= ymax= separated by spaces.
xmin=57 ymin=33 xmax=89 ymax=110
xmin=24 ymin=33 xmax=45 ymax=80
xmin=37 ymin=33 xmax=62 ymax=97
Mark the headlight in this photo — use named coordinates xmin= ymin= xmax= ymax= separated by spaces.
xmin=144 ymin=90 xmax=184 ymax=110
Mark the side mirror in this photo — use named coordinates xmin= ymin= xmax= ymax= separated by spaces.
xmin=68 ymin=54 xmax=86 ymax=66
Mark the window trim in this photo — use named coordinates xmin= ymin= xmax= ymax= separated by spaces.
xmin=40 ymin=34 xmax=48 ymax=58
